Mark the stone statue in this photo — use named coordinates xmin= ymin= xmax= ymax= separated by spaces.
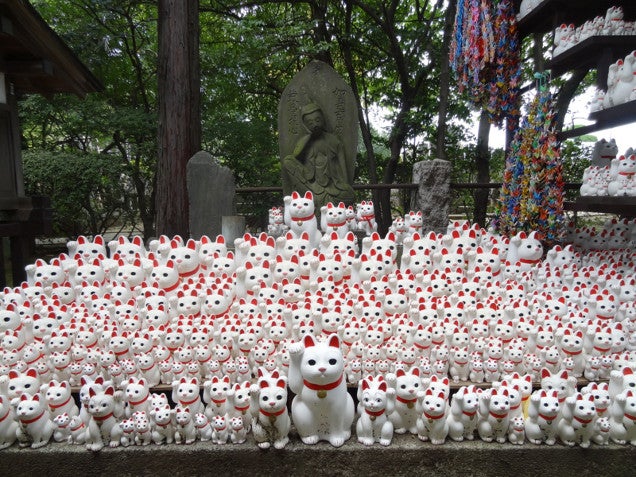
xmin=278 ymin=61 xmax=357 ymax=213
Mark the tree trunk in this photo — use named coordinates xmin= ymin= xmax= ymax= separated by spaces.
xmin=156 ymin=0 xmax=201 ymax=238
xmin=434 ymin=0 xmax=458 ymax=160
xmin=554 ymin=68 xmax=589 ymax=133
xmin=474 ymin=109 xmax=491 ymax=227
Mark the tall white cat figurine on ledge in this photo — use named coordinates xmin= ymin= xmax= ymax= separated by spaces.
xmin=288 ymin=333 xmax=354 ymax=447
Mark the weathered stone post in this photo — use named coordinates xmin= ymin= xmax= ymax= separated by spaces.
xmin=186 ymin=151 xmax=238 ymax=239
xmin=411 ymin=159 xmax=451 ymax=234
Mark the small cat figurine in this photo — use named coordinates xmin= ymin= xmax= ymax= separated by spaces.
xmin=477 ymin=387 xmax=511 ymax=443
xmin=194 ymin=413 xmax=213 ymax=442
xmin=417 ymin=389 xmax=449 ymax=444
xmin=525 ymin=389 xmax=561 ymax=445
xmin=85 ymin=385 xmax=123 ymax=451
xmin=250 ymin=377 xmax=291 ymax=449
xmin=321 ymin=202 xmax=349 ymax=239
xmin=44 ymin=379 xmax=80 ymax=419
xmin=609 ymin=389 xmax=636 ymax=445
xmin=15 ymin=393 xmax=56 ymax=449
xmin=150 ymin=403 xmax=175 ymax=445
xmin=558 ymin=392 xmax=597 ymax=447
xmin=447 ymin=385 xmax=480 ymax=441
xmin=172 ymin=377 xmax=205 ymax=416
xmin=386 ymin=367 xmax=422 ymax=434
xmin=0 ymin=395 xmax=18 ymax=449
xmin=229 ymin=415 xmax=248 ymax=444
xmin=212 ymin=414 xmax=229 ymax=444
xmin=174 ymin=406 xmax=196 ymax=445
xmin=508 ymin=416 xmax=525 ymax=445
xmin=285 ymin=191 xmax=322 ymax=249
xmin=356 ymin=200 xmax=377 ymax=236
xmin=288 ymin=333 xmax=354 ymax=447
xmin=356 ymin=375 xmax=395 ymax=446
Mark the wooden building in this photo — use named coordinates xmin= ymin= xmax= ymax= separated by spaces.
xmin=0 ymin=0 xmax=102 ymax=286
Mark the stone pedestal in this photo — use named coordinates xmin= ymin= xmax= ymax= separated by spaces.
xmin=186 ymin=151 xmax=236 ymax=239
xmin=411 ymin=159 xmax=451 ymax=234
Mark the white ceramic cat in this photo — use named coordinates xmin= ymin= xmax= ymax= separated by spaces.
xmin=558 ymin=392 xmax=597 ymax=447
xmin=43 ymin=379 xmax=79 ymax=419
xmin=150 ymin=403 xmax=175 ymax=445
xmin=250 ymin=377 xmax=291 ymax=449
xmin=15 ymin=393 xmax=56 ymax=449
xmin=194 ymin=413 xmax=213 ymax=442
xmin=174 ymin=406 xmax=196 ymax=445
xmin=477 ymin=387 xmax=511 ymax=443
xmin=508 ymin=416 xmax=525 ymax=445
xmin=356 ymin=375 xmax=395 ymax=446
xmin=288 ymin=333 xmax=354 ymax=447
xmin=172 ymin=377 xmax=205 ymax=416
xmin=285 ymin=191 xmax=322 ymax=249
xmin=447 ymin=385 xmax=480 ymax=441
xmin=212 ymin=414 xmax=229 ymax=444
xmin=417 ymin=388 xmax=449 ymax=444
xmin=525 ymin=389 xmax=561 ymax=445
xmin=386 ymin=367 xmax=422 ymax=434
xmin=85 ymin=385 xmax=123 ymax=451
xmin=0 ymin=395 xmax=18 ymax=449
xmin=356 ymin=200 xmax=377 ymax=236
xmin=229 ymin=415 xmax=248 ymax=444
xmin=610 ymin=389 xmax=636 ymax=445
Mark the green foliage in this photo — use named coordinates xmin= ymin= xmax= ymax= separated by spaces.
xmin=23 ymin=150 xmax=137 ymax=238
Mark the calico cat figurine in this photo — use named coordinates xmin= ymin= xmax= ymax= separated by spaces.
xmin=288 ymin=333 xmax=354 ymax=447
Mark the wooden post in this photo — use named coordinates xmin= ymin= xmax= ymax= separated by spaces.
xmin=156 ymin=0 xmax=201 ymax=237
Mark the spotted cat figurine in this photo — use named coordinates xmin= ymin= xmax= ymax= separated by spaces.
xmin=250 ymin=377 xmax=291 ymax=449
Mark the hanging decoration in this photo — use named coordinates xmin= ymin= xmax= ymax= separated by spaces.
xmin=450 ymin=0 xmax=521 ymax=128
xmin=493 ymin=74 xmax=565 ymax=244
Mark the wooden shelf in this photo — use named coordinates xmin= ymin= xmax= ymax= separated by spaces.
xmin=547 ymin=35 xmax=636 ymax=87
xmin=515 ymin=0 xmax=636 ymax=38
xmin=558 ymin=100 xmax=636 ymax=139
xmin=565 ymin=196 xmax=636 ymax=217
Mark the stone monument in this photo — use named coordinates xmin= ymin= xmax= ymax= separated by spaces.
xmin=186 ymin=151 xmax=237 ymax=239
xmin=411 ymin=159 xmax=451 ymax=234
xmin=278 ymin=60 xmax=357 ymax=214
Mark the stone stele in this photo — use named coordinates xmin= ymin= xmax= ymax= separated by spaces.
xmin=187 ymin=150 xmax=236 ymax=239
xmin=411 ymin=159 xmax=451 ymax=234
xmin=278 ymin=60 xmax=358 ymax=211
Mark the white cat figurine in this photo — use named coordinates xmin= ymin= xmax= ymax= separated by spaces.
xmin=447 ymin=385 xmax=480 ymax=441
xmin=417 ymin=388 xmax=449 ymax=444
xmin=288 ymin=333 xmax=354 ymax=447
xmin=558 ymin=392 xmax=597 ymax=447
xmin=15 ymin=393 xmax=56 ymax=449
xmin=285 ymin=191 xmax=322 ymax=249
xmin=356 ymin=375 xmax=395 ymax=446
xmin=0 ymin=395 xmax=18 ymax=449
xmin=85 ymin=385 xmax=123 ymax=451
xmin=250 ymin=377 xmax=291 ymax=449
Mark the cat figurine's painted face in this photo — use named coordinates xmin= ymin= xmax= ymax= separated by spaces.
xmin=394 ymin=368 xmax=421 ymax=401
xmin=299 ymin=334 xmax=344 ymax=385
xmin=7 ymin=368 xmax=41 ymax=403
xmin=288 ymin=191 xmax=316 ymax=221
xmin=258 ymin=378 xmax=288 ymax=413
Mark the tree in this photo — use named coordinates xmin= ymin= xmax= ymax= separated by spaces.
xmin=23 ymin=0 xmax=159 ymax=241
xmin=155 ymin=0 xmax=201 ymax=237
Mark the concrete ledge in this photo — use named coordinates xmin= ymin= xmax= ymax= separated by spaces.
xmin=3 ymin=434 xmax=635 ymax=477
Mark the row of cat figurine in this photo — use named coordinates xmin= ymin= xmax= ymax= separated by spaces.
xmin=3 ymin=360 xmax=636 ymax=450
xmin=580 ymin=142 xmax=636 ymax=197
xmin=589 ymin=49 xmax=636 ymax=112
xmin=267 ymin=193 xmax=382 ymax=241
xmin=552 ymin=6 xmax=632 ymax=58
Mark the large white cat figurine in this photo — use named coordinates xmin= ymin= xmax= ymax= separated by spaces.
xmin=288 ymin=333 xmax=354 ymax=447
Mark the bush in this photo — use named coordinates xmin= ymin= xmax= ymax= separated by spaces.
xmin=22 ymin=150 xmax=137 ymax=238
